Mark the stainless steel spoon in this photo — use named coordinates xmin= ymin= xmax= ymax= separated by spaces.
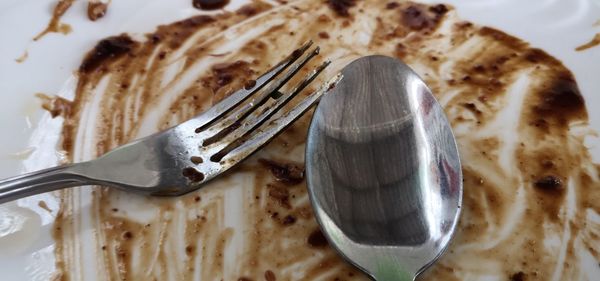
xmin=305 ymin=56 xmax=462 ymax=281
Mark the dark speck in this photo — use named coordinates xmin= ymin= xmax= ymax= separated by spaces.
xmin=282 ymin=215 xmax=296 ymax=225
xmin=533 ymin=74 xmax=584 ymax=123
xmin=193 ymin=0 xmax=230 ymax=10
xmin=318 ymin=31 xmax=330 ymax=39
xmin=259 ymin=158 xmax=304 ymax=185
xmin=510 ymin=272 xmax=525 ymax=281
xmin=428 ymin=4 xmax=448 ymax=15
xmin=182 ymin=167 xmax=205 ymax=182
xmin=327 ymin=0 xmax=356 ymax=17
xmin=535 ymin=175 xmax=563 ymax=191
xmin=307 ymin=229 xmax=328 ymax=247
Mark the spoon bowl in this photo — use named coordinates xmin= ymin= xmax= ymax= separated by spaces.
xmin=305 ymin=56 xmax=462 ymax=281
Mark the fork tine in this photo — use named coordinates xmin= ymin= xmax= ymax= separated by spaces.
xmin=191 ymin=40 xmax=313 ymax=132
xmin=206 ymin=60 xmax=331 ymax=150
xmin=210 ymin=73 xmax=343 ymax=164
xmin=199 ymin=46 xmax=322 ymax=143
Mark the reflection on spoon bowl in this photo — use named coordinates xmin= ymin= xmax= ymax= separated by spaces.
xmin=306 ymin=56 xmax=462 ymax=281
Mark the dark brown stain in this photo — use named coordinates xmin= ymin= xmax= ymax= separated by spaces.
xmin=153 ymin=15 xmax=216 ymax=49
xmin=193 ymin=0 xmax=230 ymax=10
xmin=307 ymin=228 xmax=328 ymax=247
xmin=281 ymin=214 xmax=297 ymax=225
xmin=532 ymin=73 xmax=585 ymax=127
xmin=534 ymin=175 xmax=563 ymax=191
xmin=79 ymin=34 xmax=138 ymax=74
xmin=182 ymin=167 xmax=205 ymax=182
xmin=327 ymin=0 xmax=356 ymax=17
xmin=510 ymin=271 xmax=526 ymax=281
xmin=259 ymin=158 xmax=305 ymax=185
xmin=401 ymin=4 xmax=447 ymax=31
xmin=386 ymin=2 xmax=399 ymax=9
xmin=244 ymin=79 xmax=257 ymax=90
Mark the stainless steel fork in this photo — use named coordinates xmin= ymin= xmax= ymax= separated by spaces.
xmin=0 ymin=41 xmax=342 ymax=204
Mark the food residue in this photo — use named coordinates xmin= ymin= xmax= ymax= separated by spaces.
xmin=34 ymin=0 xmax=75 ymax=41
xmin=259 ymin=158 xmax=305 ymax=185
xmin=36 ymin=93 xmax=73 ymax=118
xmin=38 ymin=200 xmax=53 ymax=213
xmin=193 ymin=0 xmax=230 ymax=10
xmin=46 ymin=0 xmax=600 ymax=280
xmin=575 ymin=33 xmax=600 ymax=51
xmin=87 ymin=0 xmax=108 ymax=21
xmin=14 ymin=50 xmax=28 ymax=63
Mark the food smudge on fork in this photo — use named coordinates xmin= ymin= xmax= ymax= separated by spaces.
xmin=45 ymin=0 xmax=600 ymax=280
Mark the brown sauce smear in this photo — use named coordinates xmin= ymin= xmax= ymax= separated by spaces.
xmin=575 ymin=33 xmax=600 ymax=51
xmin=49 ymin=0 xmax=600 ymax=280
xmin=34 ymin=0 xmax=75 ymax=41
xmin=79 ymin=34 xmax=138 ymax=74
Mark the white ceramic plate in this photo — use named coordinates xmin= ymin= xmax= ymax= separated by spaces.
xmin=0 ymin=0 xmax=599 ymax=280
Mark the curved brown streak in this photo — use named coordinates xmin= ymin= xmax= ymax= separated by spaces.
xmin=53 ymin=0 xmax=600 ymax=280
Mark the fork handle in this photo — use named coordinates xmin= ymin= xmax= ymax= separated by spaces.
xmin=0 ymin=164 xmax=88 ymax=204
